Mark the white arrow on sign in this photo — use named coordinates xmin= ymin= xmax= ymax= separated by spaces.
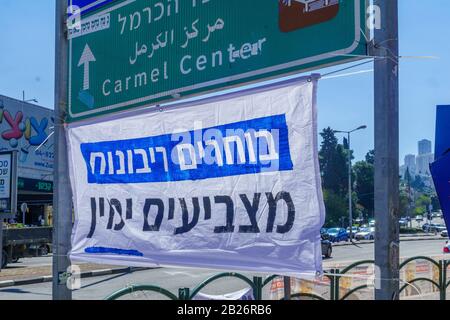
xmin=78 ymin=44 xmax=96 ymax=91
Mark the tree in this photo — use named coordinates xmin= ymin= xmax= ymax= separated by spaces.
xmin=365 ymin=150 xmax=375 ymax=165
xmin=319 ymin=128 xmax=348 ymax=195
xmin=353 ymin=160 xmax=374 ymax=218
xmin=322 ymin=189 xmax=348 ymax=227
xmin=399 ymin=189 xmax=410 ymax=217
xmin=403 ymin=167 xmax=414 ymax=219
xmin=404 ymin=167 xmax=412 ymax=186
xmin=411 ymin=175 xmax=426 ymax=193
xmin=319 ymin=128 xmax=360 ymax=226
xmin=415 ymin=194 xmax=431 ymax=215
xmin=431 ymin=195 xmax=441 ymax=211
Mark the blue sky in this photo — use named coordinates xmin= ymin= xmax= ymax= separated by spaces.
xmin=0 ymin=0 xmax=449 ymax=163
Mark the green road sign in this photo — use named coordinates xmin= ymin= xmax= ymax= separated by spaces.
xmin=68 ymin=0 xmax=367 ymax=122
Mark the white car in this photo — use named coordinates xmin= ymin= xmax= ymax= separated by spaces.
xmin=431 ymin=212 xmax=441 ymax=219
xmin=355 ymin=227 xmax=375 ymax=241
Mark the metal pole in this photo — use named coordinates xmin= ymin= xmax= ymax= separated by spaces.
xmin=283 ymin=276 xmax=291 ymax=300
xmin=53 ymin=0 xmax=72 ymax=300
xmin=1 ymin=151 xmax=18 ymax=272
xmin=0 ymin=219 xmax=3 ymax=271
xmin=11 ymin=151 xmax=18 ymax=223
xmin=348 ymin=132 xmax=353 ymax=240
xmin=373 ymin=0 xmax=400 ymax=300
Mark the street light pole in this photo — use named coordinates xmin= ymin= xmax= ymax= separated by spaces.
xmin=347 ymin=131 xmax=352 ymax=239
xmin=334 ymin=126 xmax=367 ymax=241
xmin=22 ymin=91 xmax=38 ymax=103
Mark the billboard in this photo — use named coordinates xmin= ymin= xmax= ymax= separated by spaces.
xmin=0 ymin=96 xmax=54 ymax=183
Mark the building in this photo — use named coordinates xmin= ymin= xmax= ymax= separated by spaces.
xmin=416 ymin=153 xmax=434 ymax=176
xmin=416 ymin=140 xmax=434 ymax=177
xmin=400 ymin=154 xmax=416 ymax=179
xmin=400 ymin=140 xmax=435 ymax=181
xmin=0 ymin=95 xmax=54 ymax=226
xmin=404 ymin=154 xmax=416 ymax=176
xmin=418 ymin=139 xmax=432 ymax=155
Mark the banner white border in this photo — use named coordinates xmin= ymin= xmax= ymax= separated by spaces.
xmin=67 ymin=75 xmax=326 ymax=277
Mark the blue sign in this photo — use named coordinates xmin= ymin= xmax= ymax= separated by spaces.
xmin=435 ymin=105 xmax=450 ymax=160
xmin=430 ymin=153 xmax=450 ymax=234
xmin=81 ymin=114 xmax=293 ymax=184
xmin=68 ymin=0 xmax=115 ymax=16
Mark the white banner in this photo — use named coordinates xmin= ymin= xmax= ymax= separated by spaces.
xmin=67 ymin=76 xmax=325 ymax=276
xmin=192 ymin=288 xmax=254 ymax=301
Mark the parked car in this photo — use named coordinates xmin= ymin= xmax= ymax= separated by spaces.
xmin=433 ymin=224 xmax=447 ymax=233
xmin=415 ymin=215 xmax=424 ymax=222
xmin=321 ymin=239 xmax=332 ymax=258
xmin=399 ymin=218 xmax=409 ymax=227
xmin=355 ymin=227 xmax=375 ymax=241
xmin=423 ymin=223 xmax=447 ymax=233
xmin=326 ymin=228 xmax=349 ymax=243
xmin=441 ymin=230 xmax=448 ymax=238
xmin=346 ymin=227 xmax=359 ymax=239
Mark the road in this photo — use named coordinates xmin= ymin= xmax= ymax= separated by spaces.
xmin=327 ymin=238 xmax=446 ymax=265
xmin=0 ymin=238 xmax=447 ymax=300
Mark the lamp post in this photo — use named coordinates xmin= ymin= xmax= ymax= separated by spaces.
xmin=334 ymin=125 xmax=367 ymax=240
xmin=22 ymin=91 xmax=38 ymax=103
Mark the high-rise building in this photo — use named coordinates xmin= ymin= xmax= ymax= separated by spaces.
xmin=416 ymin=153 xmax=434 ymax=176
xmin=418 ymin=139 xmax=432 ymax=155
xmin=400 ymin=154 xmax=416 ymax=179
xmin=416 ymin=139 xmax=434 ymax=176
xmin=404 ymin=154 xmax=416 ymax=174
